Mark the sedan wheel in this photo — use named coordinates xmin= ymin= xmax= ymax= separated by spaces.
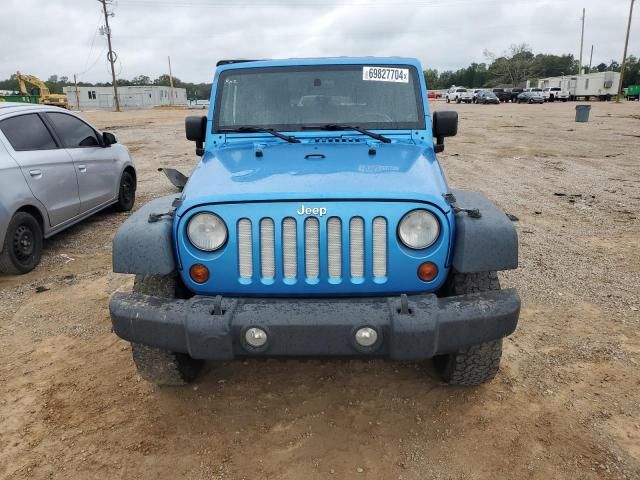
xmin=115 ymin=171 xmax=136 ymax=212
xmin=0 ymin=212 xmax=43 ymax=274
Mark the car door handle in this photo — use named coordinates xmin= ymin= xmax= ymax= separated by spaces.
xmin=29 ymin=169 xmax=42 ymax=177
xmin=78 ymin=165 xmax=87 ymax=173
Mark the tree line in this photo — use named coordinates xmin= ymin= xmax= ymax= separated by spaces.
xmin=423 ymin=44 xmax=640 ymax=90
xmin=0 ymin=73 xmax=212 ymax=100
xmin=1 ymin=44 xmax=639 ymax=98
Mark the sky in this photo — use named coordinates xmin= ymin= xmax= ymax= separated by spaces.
xmin=0 ymin=0 xmax=637 ymax=84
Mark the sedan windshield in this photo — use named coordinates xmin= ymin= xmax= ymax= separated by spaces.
xmin=214 ymin=65 xmax=425 ymax=132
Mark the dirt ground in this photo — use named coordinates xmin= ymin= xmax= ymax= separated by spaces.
xmin=1 ymin=101 xmax=639 ymax=480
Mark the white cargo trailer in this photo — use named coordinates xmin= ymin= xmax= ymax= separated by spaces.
xmin=537 ymin=72 xmax=620 ymax=101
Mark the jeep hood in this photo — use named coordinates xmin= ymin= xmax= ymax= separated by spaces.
xmin=179 ymin=141 xmax=450 ymax=213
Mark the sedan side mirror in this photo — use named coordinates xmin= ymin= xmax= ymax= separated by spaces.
xmin=186 ymin=115 xmax=207 ymax=156
xmin=103 ymin=131 xmax=117 ymax=146
xmin=432 ymin=111 xmax=458 ymax=153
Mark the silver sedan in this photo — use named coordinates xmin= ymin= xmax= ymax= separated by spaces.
xmin=0 ymin=103 xmax=136 ymax=274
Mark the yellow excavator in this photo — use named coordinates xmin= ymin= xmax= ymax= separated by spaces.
xmin=16 ymin=72 xmax=68 ymax=108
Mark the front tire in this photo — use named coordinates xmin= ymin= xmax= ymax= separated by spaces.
xmin=434 ymin=340 xmax=503 ymax=386
xmin=129 ymin=274 xmax=203 ymax=385
xmin=115 ymin=171 xmax=136 ymax=212
xmin=0 ymin=212 xmax=43 ymax=274
xmin=433 ymin=271 xmax=504 ymax=386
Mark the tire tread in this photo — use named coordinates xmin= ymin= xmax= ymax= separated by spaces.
xmin=435 ymin=271 xmax=504 ymax=386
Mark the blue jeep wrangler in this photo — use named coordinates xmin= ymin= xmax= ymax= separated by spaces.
xmin=109 ymin=57 xmax=519 ymax=386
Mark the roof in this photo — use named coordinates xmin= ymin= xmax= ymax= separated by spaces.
xmin=0 ymin=102 xmax=75 ymax=118
xmin=215 ymin=56 xmax=422 ymax=73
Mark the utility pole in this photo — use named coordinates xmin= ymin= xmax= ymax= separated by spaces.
xmin=617 ymin=0 xmax=636 ymax=102
xmin=98 ymin=0 xmax=120 ymax=112
xmin=578 ymin=8 xmax=585 ymax=75
xmin=588 ymin=45 xmax=594 ymax=72
xmin=168 ymin=56 xmax=175 ymax=106
xmin=73 ymin=74 xmax=80 ymax=111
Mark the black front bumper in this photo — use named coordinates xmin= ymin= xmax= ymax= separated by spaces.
xmin=109 ymin=290 xmax=520 ymax=361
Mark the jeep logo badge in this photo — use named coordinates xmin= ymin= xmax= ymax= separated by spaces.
xmin=297 ymin=205 xmax=327 ymax=217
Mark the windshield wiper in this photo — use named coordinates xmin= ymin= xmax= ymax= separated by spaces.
xmin=302 ymin=124 xmax=391 ymax=143
xmin=219 ymin=126 xmax=300 ymax=143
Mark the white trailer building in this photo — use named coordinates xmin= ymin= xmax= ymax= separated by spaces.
xmin=536 ymin=72 xmax=620 ymax=101
xmin=63 ymin=85 xmax=187 ymax=110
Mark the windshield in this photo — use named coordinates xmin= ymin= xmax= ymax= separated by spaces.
xmin=214 ymin=65 xmax=425 ymax=132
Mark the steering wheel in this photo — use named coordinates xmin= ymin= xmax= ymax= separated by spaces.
xmin=353 ymin=112 xmax=394 ymax=123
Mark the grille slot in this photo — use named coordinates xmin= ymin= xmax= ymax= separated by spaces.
xmin=327 ymin=217 xmax=342 ymax=278
xmin=282 ymin=217 xmax=297 ymax=279
xmin=238 ymin=219 xmax=252 ymax=279
xmin=305 ymin=217 xmax=320 ymax=279
xmin=260 ymin=218 xmax=275 ymax=279
xmin=350 ymin=217 xmax=365 ymax=278
xmin=372 ymin=217 xmax=387 ymax=278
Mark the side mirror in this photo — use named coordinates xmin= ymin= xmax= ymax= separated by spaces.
xmin=103 ymin=131 xmax=117 ymax=146
xmin=432 ymin=111 xmax=458 ymax=153
xmin=186 ymin=115 xmax=207 ymax=156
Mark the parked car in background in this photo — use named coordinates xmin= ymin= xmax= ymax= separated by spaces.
xmin=0 ymin=103 xmax=136 ymax=274
xmin=446 ymin=87 xmax=473 ymax=104
xmin=492 ymin=88 xmax=510 ymax=102
xmin=190 ymin=99 xmax=210 ymax=109
xmin=472 ymin=89 xmax=484 ymax=103
xmin=517 ymin=91 xmax=544 ymax=104
xmin=477 ymin=90 xmax=500 ymax=104
xmin=509 ymin=88 xmax=524 ymax=102
xmin=542 ymin=87 xmax=569 ymax=102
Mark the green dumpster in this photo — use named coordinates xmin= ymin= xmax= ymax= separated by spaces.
xmin=626 ymin=85 xmax=640 ymax=100
xmin=0 ymin=95 xmax=40 ymax=104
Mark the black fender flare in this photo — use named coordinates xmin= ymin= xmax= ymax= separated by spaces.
xmin=450 ymin=189 xmax=518 ymax=273
xmin=112 ymin=195 xmax=178 ymax=275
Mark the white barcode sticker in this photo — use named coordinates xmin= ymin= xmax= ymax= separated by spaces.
xmin=362 ymin=66 xmax=409 ymax=83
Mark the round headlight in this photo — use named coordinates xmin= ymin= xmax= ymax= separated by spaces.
xmin=398 ymin=209 xmax=439 ymax=249
xmin=187 ymin=213 xmax=227 ymax=251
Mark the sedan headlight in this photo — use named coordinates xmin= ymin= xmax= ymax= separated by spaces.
xmin=398 ymin=209 xmax=439 ymax=249
xmin=187 ymin=213 xmax=227 ymax=251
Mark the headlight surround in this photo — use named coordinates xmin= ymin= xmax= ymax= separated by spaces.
xmin=187 ymin=212 xmax=227 ymax=251
xmin=398 ymin=209 xmax=440 ymax=249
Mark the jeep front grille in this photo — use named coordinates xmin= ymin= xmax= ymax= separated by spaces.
xmin=236 ymin=216 xmax=388 ymax=282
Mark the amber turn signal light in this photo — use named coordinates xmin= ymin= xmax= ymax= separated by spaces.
xmin=189 ymin=263 xmax=210 ymax=283
xmin=417 ymin=262 xmax=438 ymax=282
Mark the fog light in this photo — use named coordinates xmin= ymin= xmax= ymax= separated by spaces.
xmin=245 ymin=327 xmax=268 ymax=348
xmin=189 ymin=263 xmax=209 ymax=283
xmin=417 ymin=262 xmax=438 ymax=282
xmin=355 ymin=327 xmax=378 ymax=347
